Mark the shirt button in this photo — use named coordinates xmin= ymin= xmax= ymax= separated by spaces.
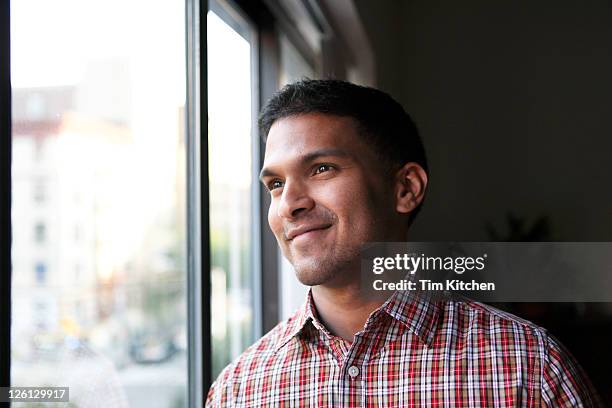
xmin=348 ymin=366 xmax=359 ymax=378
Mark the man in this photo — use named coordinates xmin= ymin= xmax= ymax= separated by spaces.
xmin=206 ymin=79 xmax=600 ymax=407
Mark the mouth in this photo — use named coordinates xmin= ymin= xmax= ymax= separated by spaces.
xmin=286 ymin=224 xmax=332 ymax=241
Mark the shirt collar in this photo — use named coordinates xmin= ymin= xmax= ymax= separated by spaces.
xmin=274 ymin=288 xmax=441 ymax=352
xmin=274 ymin=289 xmax=319 ymax=352
xmin=381 ymin=289 xmax=441 ymax=347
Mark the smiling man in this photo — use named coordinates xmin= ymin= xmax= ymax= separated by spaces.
xmin=206 ymin=79 xmax=599 ymax=407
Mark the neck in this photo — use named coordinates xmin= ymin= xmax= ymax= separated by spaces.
xmin=311 ymin=281 xmax=386 ymax=344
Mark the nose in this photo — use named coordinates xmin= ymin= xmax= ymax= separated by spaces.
xmin=276 ymin=178 xmax=314 ymax=219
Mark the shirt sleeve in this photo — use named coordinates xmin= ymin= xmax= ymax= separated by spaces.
xmin=541 ymin=333 xmax=601 ymax=407
xmin=205 ymin=363 xmax=238 ymax=408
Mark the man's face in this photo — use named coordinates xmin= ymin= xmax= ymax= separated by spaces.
xmin=260 ymin=113 xmax=396 ymax=287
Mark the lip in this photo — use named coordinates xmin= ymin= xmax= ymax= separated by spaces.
xmin=286 ymin=224 xmax=332 ymax=241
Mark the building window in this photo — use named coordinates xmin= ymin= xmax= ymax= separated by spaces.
xmin=34 ymin=262 xmax=46 ymax=284
xmin=33 ymin=179 xmax=45 ymax=203
xmin=74 ymin=263 xmax=82 ymax=281
xmin=34 ymin=222 xmax=46 ymax=244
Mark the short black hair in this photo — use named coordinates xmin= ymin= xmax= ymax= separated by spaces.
xmin=259 ymin=78 xmax=428 ymax=225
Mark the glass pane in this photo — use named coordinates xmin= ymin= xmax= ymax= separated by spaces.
xmin=207 ymin=9 xmax=255 ymax=378
xmin=10 ymin=0 xmax=188 ymax=407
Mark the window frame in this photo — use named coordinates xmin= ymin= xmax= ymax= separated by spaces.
xmin=0 ymin=0 xmax=11 ymax=393
xmin=206 ymin=0 xmax=263 ymax=377
xmin=228 ymin=0 xmax=284 ymax=335
xmin=186 ymin=0 xmax=210 ymax=404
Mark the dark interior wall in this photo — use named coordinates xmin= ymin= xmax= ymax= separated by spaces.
xmin=353 ymin=1 xmax=612 ymax=399
xmin=355 ymin=0 xmax=612 ymax=242
xmin=349 ymin=0 xmax=405 ymax=95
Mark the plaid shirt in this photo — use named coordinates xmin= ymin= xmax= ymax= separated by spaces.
xmin=206 ymin=289 xmax=600 ymax=407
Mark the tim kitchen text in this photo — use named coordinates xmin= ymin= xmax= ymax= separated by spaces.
xmin=373 ymin=279 xmax=495 ymax=291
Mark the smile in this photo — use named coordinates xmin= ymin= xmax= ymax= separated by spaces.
xmin=286 ymin=224 xmax=332 ymax=241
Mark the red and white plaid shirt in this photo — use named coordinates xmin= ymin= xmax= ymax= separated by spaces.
xmin=206 ymin=289 xmax=600 ymax=407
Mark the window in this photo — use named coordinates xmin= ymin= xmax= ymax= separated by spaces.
xmin=4 ymin=0 xmax=371 ymax=403
xmin=11 ymin=0 xmax=188 ymax=406
xmin=207 ymin=0 xmax=259 ymax=378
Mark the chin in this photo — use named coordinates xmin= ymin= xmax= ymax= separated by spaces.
xmin=291 ymin=258 xmax=335 ymax=287
xmin=293 ymin=266 xmax=330 ymax=287
xmin=285 ymin=243 xmax=361 ymax=286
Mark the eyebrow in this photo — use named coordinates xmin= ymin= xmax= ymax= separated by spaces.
xmin=259 ymin=148 xmax=351 ymax=181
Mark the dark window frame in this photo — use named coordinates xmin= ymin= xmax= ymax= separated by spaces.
xmin=186 ymin=0 xmax=211 ymax=404
xmin=0 ymin=0 xmax=11 ymax=392
xmin=206 ymin=0 xmax=265 ymax=382
xmin=231 ymin=0 xmax=284 ymax=335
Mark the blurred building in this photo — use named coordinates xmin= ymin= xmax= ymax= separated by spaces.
xmin=11 ymin=83 xmax=134 ymax=361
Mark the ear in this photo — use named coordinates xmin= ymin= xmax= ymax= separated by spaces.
xmin=394 ymin=162 xmax=428 ymax=214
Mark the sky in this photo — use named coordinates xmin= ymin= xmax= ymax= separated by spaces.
xmin=11 ymin=0 xmax=184 ymax=93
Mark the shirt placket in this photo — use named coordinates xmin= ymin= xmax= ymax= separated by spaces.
xmin=322 ymin=332 xmax=367 ymax=408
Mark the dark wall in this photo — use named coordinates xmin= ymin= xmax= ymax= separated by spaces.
xmin=354 ymin=0 xmax=612 ymax=400
xmin=355 ymin=0 xmax=612 ymax=242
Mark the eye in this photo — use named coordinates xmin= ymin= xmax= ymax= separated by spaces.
xmin=267 ymin=179 xmax=284 ymax=191
xmin=314 ymin=164 xmax=333 ymax=174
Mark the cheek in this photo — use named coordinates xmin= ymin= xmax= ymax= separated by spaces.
xmin=267 ymin=202 xmax=282 ymax=237
xmin=332 ymin=185 xmax=382 ymax=233
xmin=320 ymin=186 xmax=361 ymax=223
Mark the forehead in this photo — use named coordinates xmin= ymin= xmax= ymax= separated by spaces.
xmin=263 ymin=113 xmax=366 ymax=163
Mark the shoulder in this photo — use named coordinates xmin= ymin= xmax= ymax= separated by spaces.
xmin=444 ymin=299 xmax=548 ymax=339
xmin=205 ymin=312 xmax=303 ymax=407
xmin=444 ymin=300 xmax=601 ymax=407
xmin=443 ymin=299 xmax=550 ymax=345
xmin=539 ymin=330 xmax=601 ymax=407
